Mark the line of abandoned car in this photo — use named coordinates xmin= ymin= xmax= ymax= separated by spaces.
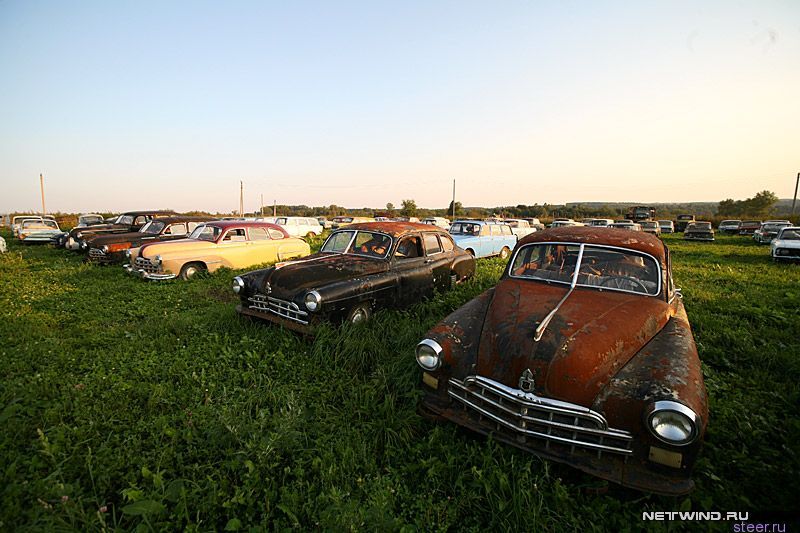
xmin=3 ymin=210 xmax=797 ymax=495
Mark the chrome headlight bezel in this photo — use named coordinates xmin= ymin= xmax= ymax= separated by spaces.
xmin=304 ymin=290 xmax=322 ymax=312
xmin=645 ymin=401 xmax=700 ymax=447
xmin=101 ymin=245 xmax=109 ymax=253
xmin=232 ymin=276 xmax=245 ymax=294
xmin=415 ymin=339 xmax=443 ymax=371
xmin=152 ymin=255 xmax=162 ymax=265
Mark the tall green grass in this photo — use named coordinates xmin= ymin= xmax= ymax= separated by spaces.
xmin=0 ymin=232 xmax=797 ymax=530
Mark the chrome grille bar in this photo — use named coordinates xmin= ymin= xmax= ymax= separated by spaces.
xmin=448 ymin=376 xmax=633 ymax=456
xmin=134 ymin=257 xmax=161 ymax=274
xmin=248 ymin=294 xmax=309 ymax=325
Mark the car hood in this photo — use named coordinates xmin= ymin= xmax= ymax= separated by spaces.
xmin=475 ymin=278 xmax=671 ymax=408
xmin=87 ymin=231 xmax=149 ymax=246
xmin=263 ymin=252 xmax=389 ymax=296
xmin=773 ymin=239 xmax=800 ymax=249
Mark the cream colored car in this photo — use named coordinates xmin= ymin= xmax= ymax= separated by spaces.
xmin=125 ymin=221 xmax=310 ymax=280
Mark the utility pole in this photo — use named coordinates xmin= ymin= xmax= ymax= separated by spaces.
xmin=452 ymin=179 xmax=456 ymax=220
xmin=273 ymin=200 xmax=276 ymax=217
xmin=792 ymin=172 xmax=799 ymax=218
xmin=260 ymin=194 xmax=264 ymax=217
xmin=39 ymin=173 xmax=47 ymax=216
xmin=239 ymin=181 xmax=244 ymax=217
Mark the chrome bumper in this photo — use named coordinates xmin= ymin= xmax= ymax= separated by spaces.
xmin=123 ymin=263 xmax=177 ymax=280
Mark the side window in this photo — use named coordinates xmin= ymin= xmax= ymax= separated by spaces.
xmin=423 ymin=233 xmax=442 ymax=255
xmin=268 ymin=228 xmax=284 ymax=239
xmin=490 ymin=225 xmax=502 ymax=236
xmin=187 ymin=222 xmax=201 ymax=232
xmin=289 ymin=218 xmax=298 ymax=225
xmin=249 ymin=227 xmax=269 ymax=240
xmin=441 ymin=235 xmax=454 ymax=252
xmin=168 ymin=223 xmax=187 ymax=235
xmin=223 ymin=228 xmax=247 ymax=242
xmin=135 ymin=216 xmax=149 ymax=225
xmin=501 ymin=225 xmax=512 ymax=235
xmin=480 ymin=225 xmax=491 ymax=236
xmin=395 ymin=236 xmax=422 ymax=259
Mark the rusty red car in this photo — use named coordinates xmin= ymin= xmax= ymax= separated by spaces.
xmin=414 ymin=227 xmax=708 ymax=495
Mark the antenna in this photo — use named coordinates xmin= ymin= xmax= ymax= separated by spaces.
xmin=239 ymin=181 xmax=244 ymax=216
xmin=40 ymin=173 xmax=47 ymax=216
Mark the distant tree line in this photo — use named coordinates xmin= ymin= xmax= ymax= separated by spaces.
xmin=717 ymin=191 xmax=779 ymax=218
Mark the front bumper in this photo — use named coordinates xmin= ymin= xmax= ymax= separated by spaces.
xmin=420 ymin=377 xmax=695 ymax=496
xmin=684 ymin=234 xmax=714 ymax=241
xmin=123 ymin=263 xmax=177 ymax=280
xmin=236 ymin=303 xmax=314 ymax=334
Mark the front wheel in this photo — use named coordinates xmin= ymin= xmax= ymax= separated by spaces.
xmin=499 ymin=246 xmax=511 ymax=260
xmin=346 ymin=303 xmax=371 ymax=325
xmin=179 ymin=262 xmax=205 ymax=280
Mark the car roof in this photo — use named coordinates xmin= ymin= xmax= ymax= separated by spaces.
xmin=149 ymin=216 xmax=216 ymax=224
xmin=517 ymin=226 xmax=666 ymax=260
xmin=342 ymin=221 xmax=450 ymax=237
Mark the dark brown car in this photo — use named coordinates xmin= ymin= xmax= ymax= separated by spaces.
xmin=234 ymin=222 xmax=476 ymax=333
xmin=64 ymin=210 xmax=176 ymax=251
xmin=414 ymin=227 xmax=708 ymax=495
xmin=85 ymin=216 xmax=215 ymax=264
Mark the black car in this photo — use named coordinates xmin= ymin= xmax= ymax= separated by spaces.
xmin=233 ymin=222 xmax=476 ymax=332
xmin=62 ymin=211 xmax=176 ymax=251
xmin=85 ymin=216 xmax=215 ymax=264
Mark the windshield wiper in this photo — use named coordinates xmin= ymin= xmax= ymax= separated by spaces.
xmin=534 ymin=244 xmax=585 ymax=342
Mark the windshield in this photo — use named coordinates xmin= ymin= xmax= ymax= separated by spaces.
xmin=721 ymin=220 xmax=740 ymax=225
xmin=642 ymin=222 xmax=658 ymax=228
xmin=332 ymin=217 xmax=353 ymax=223
xmin=678 ymin=215 xmax=694 ymax=221
xmin=116 ymin=215 xmax=134 ymax=225
xmin=140 ymin=221 xmax=165 ymax=234
xmin=321 ymin=230 xmax=392 ymax=258
xmin=79 ymin=215 xmax=103 ymax=224
xmin=778 ymin=229 xmax=800 ymax=240
xmin=764 ymin=224 xmax=788 ymax=231
xmin=450 ymin=222 xmax=480 ymax=235
xmin=189 ymin=224 xmax=222 ymax=241
xmin=23 ymin=219 xmax=58 ymax=229
xmin=510 ymin=243 xmax=660 ymax=296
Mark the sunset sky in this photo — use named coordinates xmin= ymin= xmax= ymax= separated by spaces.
xmin=1 ymin=1 xmax=798 ymax=213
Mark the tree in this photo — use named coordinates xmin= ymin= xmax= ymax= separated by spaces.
xmin=446 ymin=200 xmax=463 ymax=218
xmin=386 ymin=202 xmax=395 ymax=214
xmin=716 ymin=190 xmax=778 ymax=218
xmin=401 ymin=199 xmax=417 ymax=217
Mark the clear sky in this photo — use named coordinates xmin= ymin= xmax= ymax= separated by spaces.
xmin=1 ymin=0 xmax=798 ymax=213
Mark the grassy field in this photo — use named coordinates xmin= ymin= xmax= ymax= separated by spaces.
xmin=1 ymin=231 xmax=798 ymax=531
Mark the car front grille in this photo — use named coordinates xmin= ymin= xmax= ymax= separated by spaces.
xmin=776 ymin=248 xmax=800 ymax=258
xmin=88 ymin=248 xmax=108 ymax=261
xmin=248 ymin=294 xmax=309 ymax=325
xmin=448 ymin=376 xmax=633 ymax=457
xmin=134 ymin=257 xmax=161 ymax=274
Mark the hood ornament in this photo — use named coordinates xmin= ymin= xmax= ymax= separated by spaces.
xmin=519 ymin=369 xmax=535 ymax=393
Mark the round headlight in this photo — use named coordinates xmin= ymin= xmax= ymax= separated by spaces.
xmin=646 ymin=401 xmax=699 ymax=446
xmin=415 ymin=339 xmax=443 ymax=371
xmin=154 ymin=255 xmax=162 ymax=264
xmin=80 ymin=241 xmax=88 ymax=249
xmin=125 ymin=249 xmax=131 ymax=258
xmin=101 ymin=245 xmax=109 ymax=253
xmin=304 ymin=290 xmax=322 ymax=311
xmin=232 ymin=276 xmax=245 ymax=294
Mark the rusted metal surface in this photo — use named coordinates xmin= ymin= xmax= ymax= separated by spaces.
xmin=66 ymin=210 xmax=177 ymax=248
xmin=236 ymin=222 xmax=476 ymax=331
xmin=417 ymin=232 xmax=708 ymax=495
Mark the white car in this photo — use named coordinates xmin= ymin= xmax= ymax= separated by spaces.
xmin=504 ymin=218 xmax=536 ymax=238
xmin=589 ymin=219 xmax=614 ymax=227
xmin=273 ymin=216 xmax=324 ymax=239
xmin=658 ymin=220 xmax=675 ymax=234
xmin=11 ymin=215 xmax=55 ymax=237
xmin=754 ymin=220 xmax=792 ymax=244
xmin=771 ymin=227 xmax=800 ymax=262
xmin=18 ymin=218 xmax=62 ymax=243
xmin=421 ymin=217 xmax=451 ymax=230
xmin=717 ymin=219 xmax=741 ymax=234
xmin=609 ymin=220 xmax=642 ymax=231
xmin=549 ymin=219 xmax=584 ymax=228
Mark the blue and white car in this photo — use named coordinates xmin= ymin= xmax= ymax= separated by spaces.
xmin=448 ymin=220 xmax=517 ymax=259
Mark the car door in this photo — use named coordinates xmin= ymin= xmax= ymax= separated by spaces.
xmin=422 ymin=232 xmax=452 ymax=291
xmin=217 ymin=227 xmax=251 ymax=268
xmin=392 ymin=234 xmax=434 ymax=306
xmin=489 ymin=224 xmax=503 ymax=255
